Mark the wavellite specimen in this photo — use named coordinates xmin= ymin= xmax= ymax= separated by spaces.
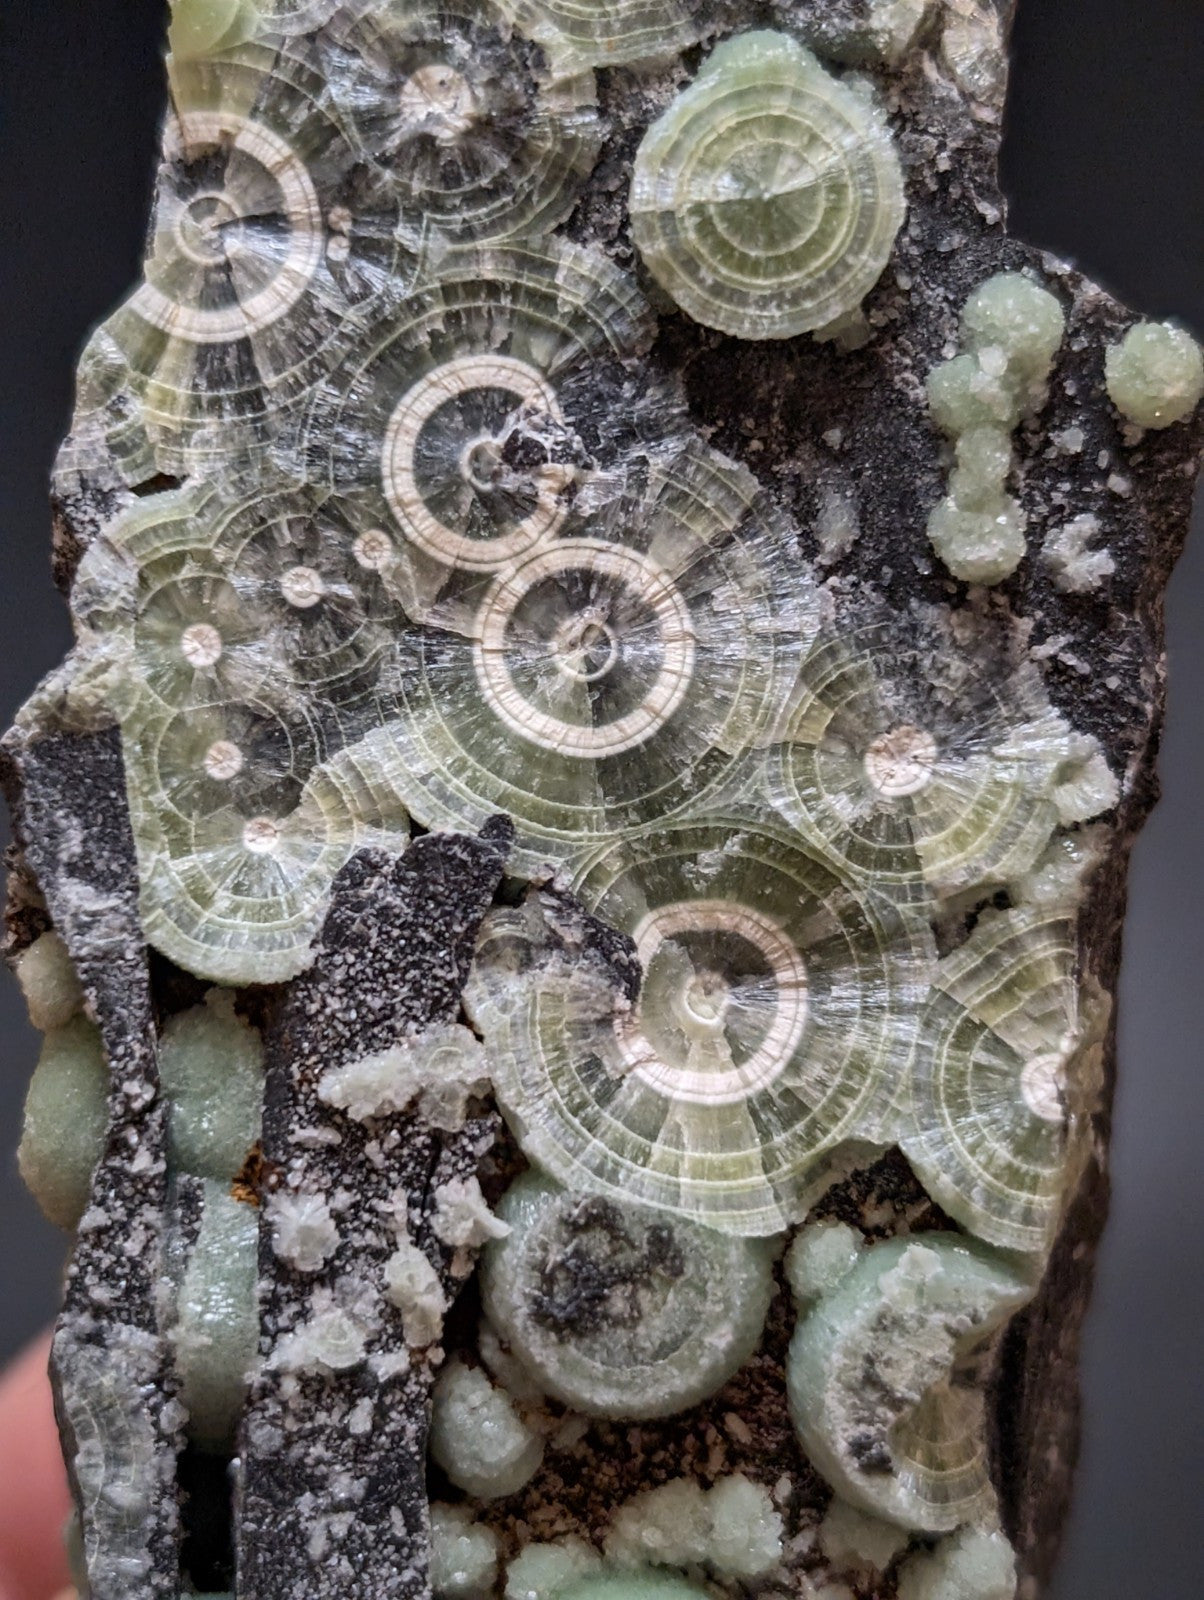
xmin=767 ymin=614 xmax=1103 ymax=900
xmin=630 ymin=31 xmax=906 ymax=340
xmin=6 ymin=3 xmax=1204 ymax=1599
xmin=479 ymin=1172 xmax=776 ymax=1417
xmin=901 ymin=908 xmax=1105 ymax=1253
xmin=465 ymin=822 xmax=931 ymax=1235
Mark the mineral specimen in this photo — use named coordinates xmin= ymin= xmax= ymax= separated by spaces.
xmin=4 ymin=2 xmax=1202 ymax=1599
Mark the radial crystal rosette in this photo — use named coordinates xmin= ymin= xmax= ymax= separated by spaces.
xmin=317 ymin=0 xmax=600 ymax=248
xmin=465 ymin=821 xmax=932 ymax=1235
xmin=900 ymin=908 xmax=1100 ymax=1253
xmin=71 ymin=30 xmax=417 ymax=490
xmin=505 ymin=0 xmax=712 ymax=72
xmin=299 ymin=241 xmax=657 ymax=600
xmin=71 ymin=485 xmax=412 ymax=983
xmin=372 ymin=444 xmax=813 ymax=871
xmin=767 ymin=619 xmax=1078 ymax=900
xmin=480 ymin=1171 xmax=776 ymax=1418
xmin=630 ymin=31 xmax=906 ymax=340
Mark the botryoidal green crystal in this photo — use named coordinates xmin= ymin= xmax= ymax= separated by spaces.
xmin=480 ymin=1172 xmax=776 ymax=1418
xmin=631 ymin=31 xmax=905 ymax=339
xmin=9 ymin=2 xmax=1203 ymax=1596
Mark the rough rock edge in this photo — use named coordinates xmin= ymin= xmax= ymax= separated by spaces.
xmin=236 ymin=820 xmax=513 ymax=1600
xmin=0 ymin=728 xmax=182 ymax=1600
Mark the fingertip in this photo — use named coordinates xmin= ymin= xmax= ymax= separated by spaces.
xmin=0 ymin=1332 xmax=73 ymax=1600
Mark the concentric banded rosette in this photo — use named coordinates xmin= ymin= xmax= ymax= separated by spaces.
xmin=78 ymin=483 xmax=407 ymax=720
xmin=376 ymin=445 xmax=814 ymax=870
xmin=88 ymin=33 xmax=416 ymax=485
xmin=251 ymin=0 xmax=344 ymax=35
xmin=786 ymin=1234 xmax=1033 ymax=1532
xmin=465 ymin=820 xmax=932 ymax=1235
xmin=70 ymin=484 xmax=414 ymax=982
xmin=630 ymin=31 xmax=906 ymax=340
xmin=901 ymin=909 xmax=1099 ymax=1253
xmin=767 ymin=620 xmax=1073 ymax=899
xmin=300 ymin=241 xmax=656 ymax=605
xmin=318 ymin=0 xmax=600 ymax=248
xmin=505 ymin=0 xmax=711 ymax=71
xmin=125 ymin=715 xmax=402 ymax=984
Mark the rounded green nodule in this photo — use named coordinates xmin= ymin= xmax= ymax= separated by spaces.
xmin=560 ymin=1575 xmax=713 ymax=1600
xmin=1105 ymin=320 xmax=1204 ymax=430
xmin=630 ymin=30 xmax=905 ymax=340
xmin=18 ymin=1017 xmax=109 ymax=1231
xmin=481 ymin=1172 xmax=776 ymax=1420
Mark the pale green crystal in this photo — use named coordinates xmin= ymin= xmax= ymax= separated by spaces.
xmin=14 ymin=931 xmax=85 ymax=1032
xmin=926 ymin=498 xmax=1027 ymax=586
xmin=900 ymin=907 xmax=1102 ymax=1253
xmin=172 ymin=1181 xmax=260 ymax=1451
xmin=158 ymin=988 xmax=264 ymax=1181
xmin=506 ymin=1540 xmax=603 ymax=1600
xmin=481 ymin=1173 xmax=776 ymax=1419
xmin=630 ymin=31 xmax=905 ymax=340
xmin=319 ymin=1 xmax=601 ymax=250
xmin=605 ymin=1475 xmax=782 ymax=1579
xmin=429 ymin=1359 xmax=545 ymax=1501
xmin=769 ymin=617 xmax=1080 ymax=902
xmin=960 ymin=274 xmax=1066 ymax=387
xmin=466 ymin=821 xmax=930 ymax=1236
xmin=430 ymin=1504 xmax=500 ymax=1600
xmin=559 ymin=1576 xmax=712 ymax=1600
xmin=1105 ymin=320 xmax=1204 ymax=429
xmin=167 ymin=0 xmax=251 ymax=58
xmin=786 ymin=1234 xmax=1032 ymax=1531
xmin=18 ymin=1017 xmax=108 ymax=1231
xmin=508 ymin=0 xmax=710 ymax=72
xmin=925 ymin=273 xmax=1066 ymax=584
xmin=784 ymin=1222 xmax=862 ymax=1305
xmin=895 ymin=1527 xmax=1017 ymax=1600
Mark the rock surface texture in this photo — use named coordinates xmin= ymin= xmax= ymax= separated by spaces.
xmin=4 ymin=3 xmax=1202 ymax=1600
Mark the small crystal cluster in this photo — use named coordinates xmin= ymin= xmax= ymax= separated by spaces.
xmin=12 ymin=3 xmax=1204 ymax=1599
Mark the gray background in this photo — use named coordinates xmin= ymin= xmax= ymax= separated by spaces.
xmin=0 ymin=2 xmax=1199 ymax=1594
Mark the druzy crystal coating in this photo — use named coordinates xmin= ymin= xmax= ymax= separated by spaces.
xmin=630 ymin=32 xmax=906 ymax=340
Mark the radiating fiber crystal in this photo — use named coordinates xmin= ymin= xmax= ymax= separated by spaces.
xmin=4 ymin=4 xmax=1202 ymax=1599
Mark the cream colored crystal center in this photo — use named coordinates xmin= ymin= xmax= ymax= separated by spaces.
xmin=864 ymin=725 xmax=939 ymax=797
xmin=383 ymin=354 xmax=569 ymax=570
xmin=179 ymin=623 xmax=224 ymax=668
xmin=398 ymin=65 xmax=479 ymax=143
xmin=1020 ymin=1052 xmax=1066 ymax=1123
xmin=472 ymin=539 xmax=696 ymax=758
xmin=618 ymin=899 xmax=810 ymax=1105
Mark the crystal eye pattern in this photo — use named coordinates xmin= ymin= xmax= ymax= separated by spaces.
xmin=71 ymin=32 xmax=419 ymax=491
xmin=900 ymin=908 xmax=1103 ymax=1254
xmin=766 ymin=618 xmax=1084 ymax=902
xmin=464 ymin=820 xmax=933 ymax=1235
xmin=318 ymin=0 xmax=601 ymax=249
xmin=505 ymin=0 xmax=715 ymax=72
xmin=630 ymin=31 xmax=906 ymax=340
xmin=369 ymin=445 xmax=816 ymax=873
xmin=74 ymin=484 xmax=413 ymax=984
xmin=298 ymin=240 xmax=660 ymax=611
